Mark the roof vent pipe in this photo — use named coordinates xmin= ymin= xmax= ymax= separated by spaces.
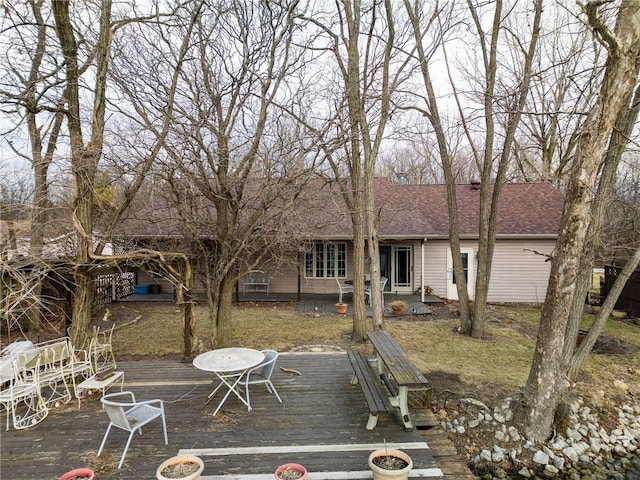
xmin=470 ymin=178 xmax=481 ymax=190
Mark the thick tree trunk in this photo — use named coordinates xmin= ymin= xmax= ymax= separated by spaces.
xmin=517 ymin=0 xmax=640 ymax=443
xmin=214 ymin=276 xmax=236 ymax=348
xmin=53 ymin=0 xmax=112 ymax=347
xmin=351 ymin=213 xmax=370 ymax=341
xmin=563 ymin=62 xmax=640 ymax=367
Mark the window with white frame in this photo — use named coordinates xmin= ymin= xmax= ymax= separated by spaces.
xmin=305 ymin=242 xmax=347 ymax=278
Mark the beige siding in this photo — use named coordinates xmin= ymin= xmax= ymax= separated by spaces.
xmin=416 ymin=238 xmax=554 ymax=303
xmin=136 ymin=271 xmax=174 ymax=294
xmin=135 ymin=238 xmax=554 ymax=302
xmin=264 ymin=243 xmax=356 ymax=297
xmin=486 ymin=239 xmax=553 ymax=303
xmin=419 ymin=239 xmax=450 ymax=298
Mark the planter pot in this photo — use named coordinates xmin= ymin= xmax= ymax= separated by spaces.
xmin=157 ymin=455 xmax=204 ymax=480
xmin=611 ymin=310 xmax=627 ymax=319
xmin=275 ymin=463 xmax=307 ymax=480
xmin=58 ymin=468 xmax=95 ymax=480
xmin=368 ymin=449 xmax=413 ymax=480
xmin=335 ymin=303 xmax=348 ymax=314
xmin=576 ymin=330 xmax=587 ymax=347
xmin=392 ymin=308 xmax=403 ymax=316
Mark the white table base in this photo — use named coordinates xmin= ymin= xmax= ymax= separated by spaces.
xmin=205 ymin=370 xmax=251 ymax=415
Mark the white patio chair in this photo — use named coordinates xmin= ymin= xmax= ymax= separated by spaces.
xmin=365 ymin=276 xmax=388 ymax=305
xmin=89 ymin=325 xmax=116 ymax=373
xmin=38 ymin=344 xmax=72 ymax=407
xmin=98 ymin=391 xmax=168 ymax=469
xmin=335 ymin=278 xmax=354 ymax=303
xmin=241 ymin=349 xmax=282 ymax=410
xmin=0 ymin=355 xmax=48 ymax=430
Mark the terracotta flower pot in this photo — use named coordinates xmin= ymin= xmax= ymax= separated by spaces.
xmin=275 ymin=462 xmax=307 ymax=479
xmin=368 ymin=449 xmax=413 ymax=480
xmin=156 ymin=454 xmax=204 ymax=480
xmin=58 ymin=468 xmax=95 ymax=480
xmin=335 ymin=303 xmax=348 ymax=314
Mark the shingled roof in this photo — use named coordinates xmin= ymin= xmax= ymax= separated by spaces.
xmin=305 ymin=178 xmax=564 ymax=239
xmin=114 ymin=178 xmax=564 ymax=240
xmin=376 ymin=179 xmax=564 ymax=238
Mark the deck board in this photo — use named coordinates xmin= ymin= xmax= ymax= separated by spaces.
xmin=1 ymin=353 xmax=447 ymax=479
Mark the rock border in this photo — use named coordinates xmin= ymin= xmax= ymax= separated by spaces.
xmin=441 ymin=394 xmax=639 ymax=478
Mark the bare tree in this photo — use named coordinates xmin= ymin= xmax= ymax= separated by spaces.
xmin=0 ymin=1 xmax=70 ymax=330
xmin=404 ymin=0 xmax=543 ymax=337
xmin=300 ymin=0 xmax=412 ymax=338
xmin=50 ymin=0 xmax=116 ymax=345
xmin=48 ymin=0 xmax=197 ymax=350
xmin=112 ymin=0 xmax=316 ymax=348
xmin=513 ymin=5 xmax=604 ymax=184
xmin=517 ymin=0 xmax=640 ymax=443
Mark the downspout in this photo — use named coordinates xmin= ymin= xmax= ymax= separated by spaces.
xmin=421 ymin=238 xmax=427 ymax=303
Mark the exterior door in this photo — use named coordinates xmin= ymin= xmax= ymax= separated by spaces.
xmin=446 ymin=247 xmax=474 ymax=300
xmin=378 ymin=245 xmax=412 ymax=293
xmin=392 ymin=246 xmax=412 ymax=292
xmin=378 ymin=246 xmax=391 ymax=289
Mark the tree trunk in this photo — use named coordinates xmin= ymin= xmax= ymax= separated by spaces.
xmin=53 ymin=0 xmax=113 ymax=347
xmin=214 ymin=275 xmax=236 ymax=348
xmin=517 ymin=0 xmax=640 ymax=443
xmin=351 ymin=212 xmax=370 ymax=341
xmin=567 ymin=246 xmax=640 ymax=379
xmin=562 ymin=61 xmax=640 ymax=368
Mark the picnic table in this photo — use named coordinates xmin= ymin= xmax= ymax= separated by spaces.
xmin=363 ymin=330 xmax=431 ymax=430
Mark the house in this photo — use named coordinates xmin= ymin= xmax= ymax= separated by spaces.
xmin=128 ymin=178 xmax=564 ymax=303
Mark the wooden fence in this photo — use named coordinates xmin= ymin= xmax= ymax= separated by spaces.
xmin=604 ymin=264 xmax=640 ymax=318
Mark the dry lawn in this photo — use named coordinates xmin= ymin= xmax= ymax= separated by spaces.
xmin=104 ymin=301 xmax=640 ymax=408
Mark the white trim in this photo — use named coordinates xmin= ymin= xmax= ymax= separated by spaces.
xmin=446 ymin=247 xmax=474 ymax=300
xmin=201 ymin=468 xmax=444 ymax=479
xmin=191 ymin=442 xmax=445 ymax=479
xmin=180 ymin=441 xmax=430 ymax=456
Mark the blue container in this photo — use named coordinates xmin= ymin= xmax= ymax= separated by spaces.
xmin=134 ymin=285 xmax=149 ymax=295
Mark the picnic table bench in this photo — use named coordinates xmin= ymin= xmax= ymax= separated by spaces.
xmin=346 ymin=350 xmax=392 ymax=430
xmin=366 ymin=330 xmax=432 ymax=430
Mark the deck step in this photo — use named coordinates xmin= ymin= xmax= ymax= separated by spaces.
xmin=185 ymin=443 xmax=444 ymax=479
xmin=202 ymin=469 xmax=444 ymax=479
xmin=180 ymin=441 xmax=431 ymax=457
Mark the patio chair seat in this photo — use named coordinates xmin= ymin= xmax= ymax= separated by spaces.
xmin=365 ymin=277 xmax=388 ymax=305
xmin=0 ymin=357 xmax=48 ymax=430
xmin=98 ymin=391 xmax=168 ymax=469
xmin=335 ymin=278 xmax=354 ymax=303
xmin=241 ymin=349 xmax=282 ymax=409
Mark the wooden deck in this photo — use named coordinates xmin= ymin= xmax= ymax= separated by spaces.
xmin=0 ymin=353 xmax=466 ymax=479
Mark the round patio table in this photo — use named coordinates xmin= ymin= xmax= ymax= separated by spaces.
xmin=193 ymin=348 xmax=264 ymax=416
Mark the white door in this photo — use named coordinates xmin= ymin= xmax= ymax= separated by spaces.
xmin=446 ymin=248 xmax=474 ymax=300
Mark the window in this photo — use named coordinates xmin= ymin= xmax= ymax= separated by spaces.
xmin=305 ymin=242 xmax=347 ymax=278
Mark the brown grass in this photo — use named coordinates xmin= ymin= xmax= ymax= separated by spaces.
xmin=104 ymin=302 xmax=640 ymax=406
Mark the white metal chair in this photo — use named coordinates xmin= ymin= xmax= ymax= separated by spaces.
xmin=37 ymin=344 xmax=72 ymax=407
xmin=89 ymin=325 xmax=116 ymax=373
xmin=98 ymin=391 xmax=168 ymax=469
xmin=335 ymin=278 xmax=354 ymax=303
xmin=365 ymin=276 xmax=388 ymax=305
xmin=241 ymin=349 xmax=282 ymax=409
xmin=0 ymin=355 xmax=48 ymax=430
